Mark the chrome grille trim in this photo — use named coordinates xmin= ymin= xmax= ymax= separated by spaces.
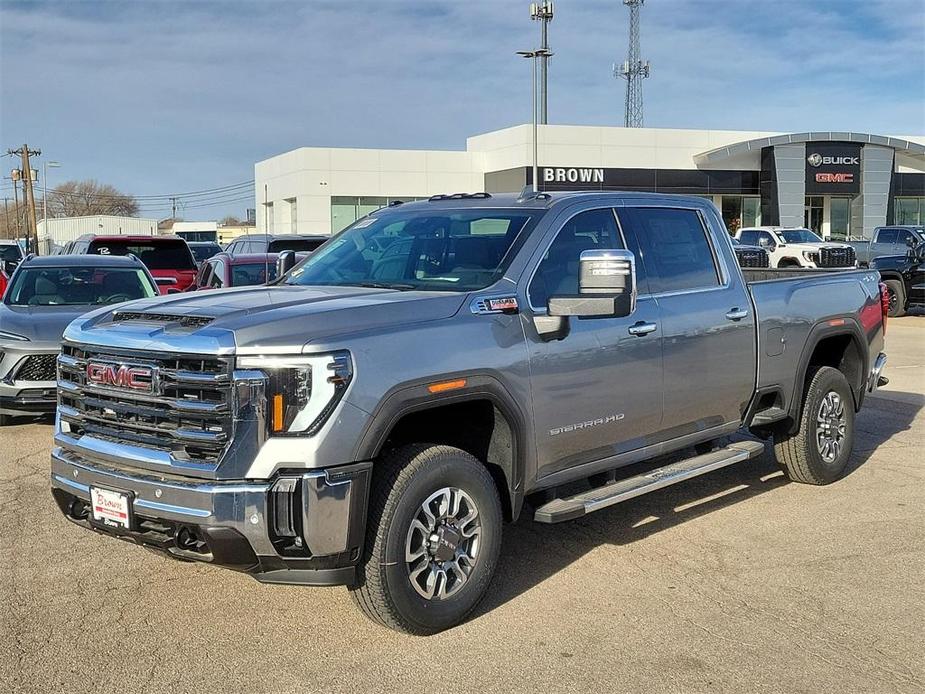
xmin=56 ymin=343 xmax=234 ymax=472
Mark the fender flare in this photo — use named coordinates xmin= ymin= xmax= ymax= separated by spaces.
xmin=787 ymin=316 xmax=870 ymax=433
xmin=352 ymin=372 xmax=530 ymax=520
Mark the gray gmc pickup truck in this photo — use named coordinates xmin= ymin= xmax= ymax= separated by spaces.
xmin=51 ymin=191 xmax=888 ymax=634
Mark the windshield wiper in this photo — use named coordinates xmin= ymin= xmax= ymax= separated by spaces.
xmin=352 ymin=281 xmax=417 ymax=291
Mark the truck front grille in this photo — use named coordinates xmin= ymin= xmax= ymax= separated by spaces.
xmin=817 ymin=246 xmax=856 ymax=268
xmin=15 ymin=354 xmax=58 ymax=381
xmin=734 ymin=248 xmax=770 ymax=268
xmin=57 ymin=344 xmax=233 ymax=466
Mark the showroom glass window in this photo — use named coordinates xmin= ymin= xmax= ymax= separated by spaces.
xmin=829 ymin=197 xmax=851 ymax=240
xmin=720 ymin=196 xmax=761 ymax=232
xmin=896 ymin=197 xmax=925 ymax=225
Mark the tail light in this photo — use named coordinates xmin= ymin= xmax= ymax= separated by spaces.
xmin=878 ymin=282 xmax=889 ymax=335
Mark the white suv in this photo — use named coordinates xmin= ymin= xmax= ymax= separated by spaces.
xmin=736 ymin=227 xmax=857 ymax=269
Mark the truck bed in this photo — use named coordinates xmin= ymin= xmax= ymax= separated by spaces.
xmin=744 ymin=266 xmax=883 ymax=423
xmin=742 ymin=267 xmax=863 ymax=283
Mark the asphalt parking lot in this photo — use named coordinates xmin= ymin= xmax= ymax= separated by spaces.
xmin=1 ymin=318 xmax=922 ymax=694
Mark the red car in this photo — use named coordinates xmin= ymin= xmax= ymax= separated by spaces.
xmin=64 ymin=234 xmax=197 ymax=294
xmin=193 ymin=252 xmax=302 ymax=290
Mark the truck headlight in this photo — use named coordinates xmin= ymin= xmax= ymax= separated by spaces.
xmin=0 ymin=330 xmax=29 ymax=342
xmin=237 ymin=351 xmax=352 ymax=436
xmin=802 ymin=250 xmax=818 ymax=262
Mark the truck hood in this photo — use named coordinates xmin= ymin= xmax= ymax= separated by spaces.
xmin=783 ymin=242 xmax=852 ymax=252
xmin=0 ymin=304 xmax=100 ymax=348
xmin=65 ymin=284 xmax=469 ymax=354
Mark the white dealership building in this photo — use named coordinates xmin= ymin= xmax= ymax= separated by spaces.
xmin=254 ymin=124 xmax=925 ymax=240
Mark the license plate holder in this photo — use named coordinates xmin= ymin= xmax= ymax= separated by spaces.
xmin=89 ymin=486 xmax=134 ymax=530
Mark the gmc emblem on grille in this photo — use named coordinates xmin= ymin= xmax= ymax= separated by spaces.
xmin=86 ymin=362 xmax=155 ymax=393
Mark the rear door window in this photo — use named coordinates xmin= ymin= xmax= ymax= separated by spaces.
xmin=876 ymin=229 xmax=898 ymax=244
xmin=87 ymin=239 xmax=196 ymax=270
xmin=616 ymin=207 xmax=720 ymax=294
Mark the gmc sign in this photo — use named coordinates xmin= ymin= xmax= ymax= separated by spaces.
xmin=86 ymin=362 xmax=155 ymax=393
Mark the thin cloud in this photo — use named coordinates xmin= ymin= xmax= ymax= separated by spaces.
xmin=1 ymin=0 xmax=922 ymax=217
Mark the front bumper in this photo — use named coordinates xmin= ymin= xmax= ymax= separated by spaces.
xmin=0 ymin=349 xmax=57 ymax=417
xmin=50 ymin=445 xmax=372 ymax=586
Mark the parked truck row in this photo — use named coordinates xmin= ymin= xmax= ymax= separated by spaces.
xmin=46 ymin=191 xmax=888 ymax=633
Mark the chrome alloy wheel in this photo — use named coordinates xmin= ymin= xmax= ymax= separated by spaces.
xmin=816 ymin=391 xmax=847 ymax=463
xmin=405 ymin=487 xmax=482 ymax=600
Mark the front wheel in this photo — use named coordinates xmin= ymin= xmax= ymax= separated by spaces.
xmin=350 ymin=444 xmax=503 ymax=634
xmin=774 ymin=366 xmax=855 ymax=485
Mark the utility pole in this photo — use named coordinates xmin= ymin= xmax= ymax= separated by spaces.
xmin=8 ymin=145 xmax=41 ymax=254
xmin=169 ymin=196 xmax=179 ymax=221
xmin=614 ymin=0 xmax=650 ymax=128
xmin=530 ymin=2 xmax=554 ymax=124
xmin=10 ymin=172 xmax=23 ymax=238
xmin=2 ymin=198 xmax=10 ymax=239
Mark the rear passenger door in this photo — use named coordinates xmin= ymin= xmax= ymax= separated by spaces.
xmin=873 ymin=228 xmax=897 ymax=258
xmin=616 ymin=205 xmax=756 ymax=442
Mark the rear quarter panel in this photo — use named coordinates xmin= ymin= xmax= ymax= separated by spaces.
xmin=748 ymin=269 xmax=884 ymax=415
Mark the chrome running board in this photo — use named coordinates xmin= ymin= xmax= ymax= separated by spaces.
xmin=533 ymin=440 xmax=765 ymax=524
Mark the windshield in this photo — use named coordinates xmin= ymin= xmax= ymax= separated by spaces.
xmin=190 ymin=243 xmax=222 ymax=262
xmin=1 ymin=244 xmax=23 ymax=262
xmin=268 ymin=238 xmax=326 ymax=253
xmin=87 ymin=239 xmax=196 ymax=270
xmin=5 ymin=267 xmax=158 ymax=306
xmin=779 ymin=229 xmax=824 ymax=244
xmin=284 ymin=209 xmax=542 ymax=292
xmin=232 ymin=262 xmax=278 ymax=286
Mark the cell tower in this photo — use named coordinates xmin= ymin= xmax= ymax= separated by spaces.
xmin=615 ymin=0 xmax=650 ymax=128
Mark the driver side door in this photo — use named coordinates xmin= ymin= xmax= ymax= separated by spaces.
xmin=523 ymin=206 xmax=664 ymax=482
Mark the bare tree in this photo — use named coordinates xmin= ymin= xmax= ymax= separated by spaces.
xmin=220 ymin=215 xmax=242 ymax=226
xmin=47 ymin=179 xmax=139 ymax=218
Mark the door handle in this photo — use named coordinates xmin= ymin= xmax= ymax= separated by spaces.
xmin=725 ymin=308 xmax=749 ymax=321
xmin=628 ymin=321 xmax=657 ymax=336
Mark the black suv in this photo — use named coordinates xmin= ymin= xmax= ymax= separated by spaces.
xmin=871 ymin=241 xmax=925 ymax=317
xmin=224 ymin=233 xmax=327 ymax=256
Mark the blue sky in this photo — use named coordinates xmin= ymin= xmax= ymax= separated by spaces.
xmin=1 ymin=0 xmax=923 ymax=220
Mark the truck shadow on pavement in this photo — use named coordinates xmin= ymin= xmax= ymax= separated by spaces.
xmin=475 ymin=391 xmax=922 ymax=620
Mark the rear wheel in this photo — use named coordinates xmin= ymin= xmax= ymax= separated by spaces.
xmin=774 ymin=366 xmax=855 ymax=485
xmin=884 ymin=279 xmax=906 ymax=318
xmin=350 ymin=444 xmax=503 ymax=634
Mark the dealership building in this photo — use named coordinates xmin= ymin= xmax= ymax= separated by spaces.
xmin=254 ymin=125 xmax=925 ymax=239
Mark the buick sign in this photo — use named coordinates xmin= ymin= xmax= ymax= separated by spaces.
xmin=807 ymin=152 xmax=859 ymax=167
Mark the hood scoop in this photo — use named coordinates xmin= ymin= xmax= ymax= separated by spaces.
xmin=111 ymin=311 xmax=214 ymax=329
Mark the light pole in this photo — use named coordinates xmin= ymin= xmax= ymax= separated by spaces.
xmin=517 ymin=49 xmax=553 ymax=193
xmin=42 ymin=160 xmax=61 ymax=225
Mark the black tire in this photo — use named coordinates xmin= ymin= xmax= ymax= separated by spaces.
xmin=350 ymin=444 xmax=503 ymax=635
xmin=774 ymin=366 xmax=855 ymax=485
xmin=884 ymin=279 xmax=906 ymax=318
xmin=777 ymin=258 xmax=801 ymax=268
xmin=0 ymin=414 xmax=10 ymax=426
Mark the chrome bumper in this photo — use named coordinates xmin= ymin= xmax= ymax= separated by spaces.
xmin=868 ymin=352 xmax=888 ymax=392
xmin=50 ymin=444 xmax=372 ymax=586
